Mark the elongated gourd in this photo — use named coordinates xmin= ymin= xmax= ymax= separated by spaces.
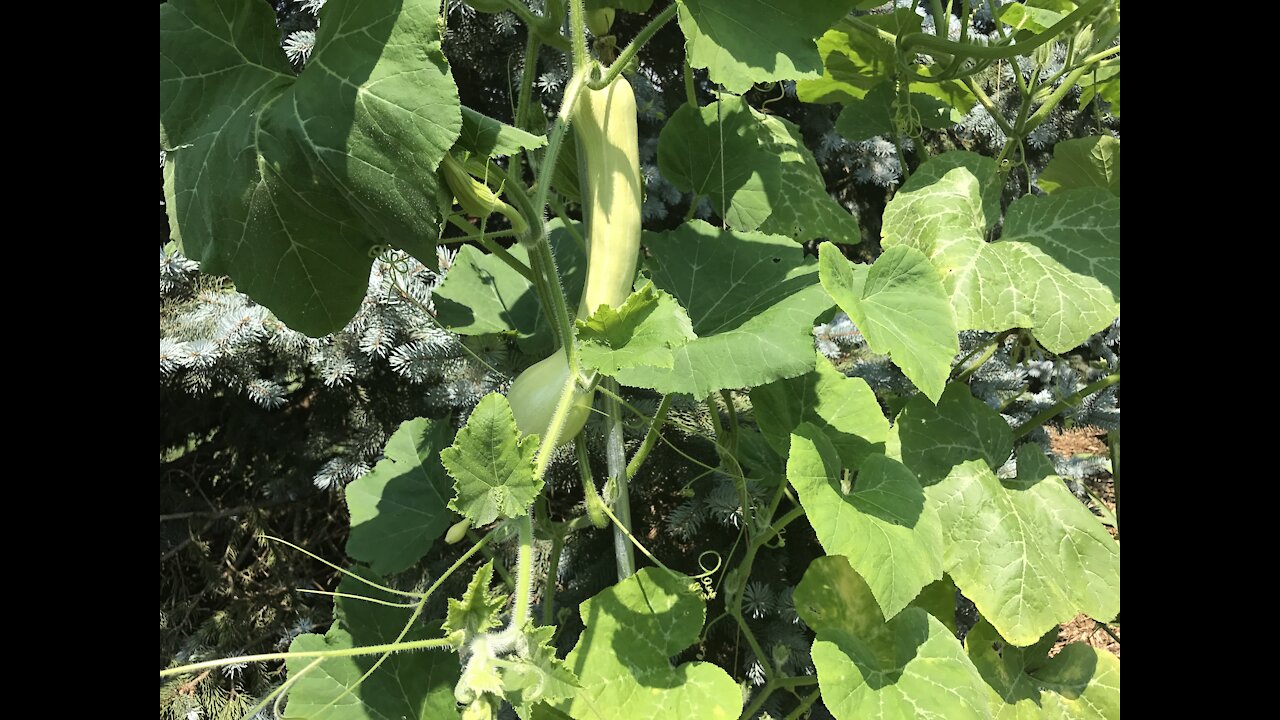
xmin=574 ymin=76 xmax=642 ymax=318
xmin=506 ymin=76 xmax=641 ymax=447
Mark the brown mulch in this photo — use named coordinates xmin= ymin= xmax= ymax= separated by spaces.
xmin=1043 ymin=425 xmax=1119 ymax=658
xmin=1053 ymin=613 xmax=1120 ymax=659
xmin=1046 ymin=425 xmax=1110 ymax=457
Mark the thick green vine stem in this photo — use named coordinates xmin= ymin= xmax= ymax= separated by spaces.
xmin=1014 ymin=372 xmax=1121 ymax=438
xmin=900 ymin=0 xmax=1109 ymax=66
xmin=587 ymin=3 xmax=679 ymax=90
xmin=626 ymin=394 xmax=672 ymax=479
xmin=603 ymin=378 xmax=636 ymax=579
xmin=159 ymin=637 xmax=454 ymax=678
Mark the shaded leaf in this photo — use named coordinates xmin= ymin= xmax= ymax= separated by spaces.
xmin=433 ymin=220 xmax=585 ymax=352
xmin=345 ymin=418 xmax=457 ymax=575
xmin=788 ymin=424 xmax=943 ymax=618
xmin=751 ymin=352 xmax=890 ymax=468
xmin=897 ymin=383 xmax=1014 ymax=486
xmin=755 ymin=111 xmax=860 ymax=245
xmin=1038 ymin=136 xmax=1120 ymax=196
xmin=967 ymin=621 xmax=1120 ymax=719
xmin=658 ymin=98 xmax=778 ymax=232
xmin=677 ymin=0 xmax=862 ymax=94
xmin=798 ymin=10 xmax=974 ymax=117
xmin=835 ymin=81 xmax=956 ymax=141
xmin=286 ymin=570 xmax=458 ymax=719
xmin=658 ymin=97 xmax=857 ymax=243
xmin=442 ymin=393 xmax=542 ymax=526
xmin=458 ymin=106 xmax=547 ymax=158
xmin=553 ymin=567 xmax=741 ymax=719
xmin=795 ymin=556 xmax=991 ymax=720
xmin=612 ymin=221 xmax=833 ymax=396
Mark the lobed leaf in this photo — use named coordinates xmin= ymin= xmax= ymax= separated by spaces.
xmin=441 ymin=393 xmax=543 ymax=526
xmin=575 ymin=282 xmax=696 ymax=376
xmin=883 ymin=152 xmax=1120 ymax=353
xmin=925 ymin=448 xmax=1120 ymax=646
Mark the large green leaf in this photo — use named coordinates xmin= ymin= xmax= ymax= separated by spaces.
xmin=795 ymin=556 xmax=991 ymax=720
xmin=553 ymin=567 xmax=741 ymax=719
xmin=457 ymin=106 xmax=547 ymax=158
xmin=433 ymin=220 xmax=585 ymax=351
xmin=1038 ymin=136 xmax=1120 ymax=196
xmin=657 ymin=97 xmax=857 ymax=243
xmin=788 ymin=424 xmax=943 ymax=618
xmin=819 ymin=243 xmax=958 ymax=403
xmin=897 ymin=383 xmax=1014 ymax=486
xmin=750 ymin=352 xmax=890 ymax=468
xmin=441 ymin=393 xmax=542 ymax=526
xmin=882 ymin=152 xmax=1120 ymax=353
xmin=676 ymin=0 xmax=862 ymax=94
xmin=966 ymin=621 xmax=1120 ymax=719
xmin=161 ymin=0 xmax=461 ymax=336
xmin=285 ymin=570 xmax=459 ymax=719
xmin=657 ymin=98 xmax=778 ymax=232
xmin=926 ymin=448 xmax=1120 ymax=646
xmin=797 ymin=10 xmax=974 ymax=115
xmin=575 ymin=282 xmax=696 ymax=376
xmin=612 ymin=221 xmax=834 ymax=397
xmin=345 ymin=418 xmax=457 ymax=575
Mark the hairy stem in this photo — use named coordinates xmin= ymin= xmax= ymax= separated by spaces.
xmin=588 ymin=3 xmax=680 ymax=90
xmin=510 ymin=514 xmax=535 ymax=629
xmin=626 ymin=394 xmax=672 ymax=479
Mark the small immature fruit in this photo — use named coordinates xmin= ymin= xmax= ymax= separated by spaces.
xmin=445 ymin=518 xmax=472 ymax=544
xmin=506 ymin=352 xmax=593 ymax=446
xmin=440 ymin=155 xmax=527 ymax=234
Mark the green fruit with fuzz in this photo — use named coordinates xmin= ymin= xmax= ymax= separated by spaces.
xmin=507 ymin=352 xmax=593 ymax=446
